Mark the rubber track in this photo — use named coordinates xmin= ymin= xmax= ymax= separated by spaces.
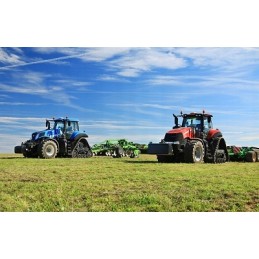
xmin=212 ymin=137 xmax=227 ymax=163
xmin=72 ymin=139 xmax=92 ymax=158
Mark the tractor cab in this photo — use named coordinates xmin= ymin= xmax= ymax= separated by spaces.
xmin=46 ymin=117 xmax=79 ymax=139
xmin=173 ymin=112 xmax=213 ymax=139
xmin=181 ymin=113 xmax=213 ymax=138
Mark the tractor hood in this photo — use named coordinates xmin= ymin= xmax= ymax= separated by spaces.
xmin=166 ymin=127 xmax=194 ymax=139
xmin=31 ymin=128 xmax=62 ymax=141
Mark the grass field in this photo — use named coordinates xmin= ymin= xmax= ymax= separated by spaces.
xmin=0 ymin=153 xmax=258 ymax=212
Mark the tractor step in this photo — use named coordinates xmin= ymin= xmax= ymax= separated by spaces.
xmin=67 ymin=141 xmax=72 ymax=156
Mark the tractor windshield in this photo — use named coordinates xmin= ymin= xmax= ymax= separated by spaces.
xmin=182 ymin=116 xmax=213 ymax=130
xmin=182 ymin=117 xmax=202 ymax=129
xmin=54 ymin=121 xmax=65 ymax=132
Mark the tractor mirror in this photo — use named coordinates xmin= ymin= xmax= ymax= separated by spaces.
xmin=68 ymin=121 xmax=71 ymax=126
xmin=208 ymin=117 xmax=211 ymax=123
xmin=46 ymin=120 xmax=50 ymax=129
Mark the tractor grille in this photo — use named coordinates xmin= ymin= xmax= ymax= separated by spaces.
xmin=164 ymin=133 xmax=183 ymax=143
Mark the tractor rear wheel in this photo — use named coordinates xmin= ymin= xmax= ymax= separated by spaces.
xmin=38 ymin=140 xmax=57 ymax=159
xmin=246 ymin=151 xmax=256 ymax=162
xmin=184 ymin=141 xmax=204 ymax=163
xmin=214 ymin=149 xmax=227 ymax=163
xmin=210 ymin=137 xmax=228 ymax=163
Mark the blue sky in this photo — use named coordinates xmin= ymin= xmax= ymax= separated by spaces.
xmin=1 ymin=47 xmax=259 ymax=152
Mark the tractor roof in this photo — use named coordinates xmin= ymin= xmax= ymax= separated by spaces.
xmin=183 ymin=112 xmax=212 ymax=117
xmin=48 ymin=117 xmax=79 ymax=122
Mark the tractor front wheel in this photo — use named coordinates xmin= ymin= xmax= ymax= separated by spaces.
xmin=38 ymin=140 xmax=58 ymax=159
xmin=184 ymin=141 xmax=204 ymax=163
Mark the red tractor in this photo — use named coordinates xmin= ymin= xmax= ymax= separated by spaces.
xmin=148 ymin=111 xmax=228 ymax=163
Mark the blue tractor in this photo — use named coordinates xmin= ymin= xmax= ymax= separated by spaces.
xmin=14 ymin=117 xmax=92 ymax=159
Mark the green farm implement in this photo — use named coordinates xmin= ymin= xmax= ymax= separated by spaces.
xmin=134 ymin=143 xmax=148 ymax=154
xmin=227 ymin=146 xmax=259 ymax=162
xmin=91 ymin=139 xmax=140 ymax=158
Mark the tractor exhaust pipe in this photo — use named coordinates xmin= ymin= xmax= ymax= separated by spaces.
xmin=173 ymin=114 xmax=178 ymax=126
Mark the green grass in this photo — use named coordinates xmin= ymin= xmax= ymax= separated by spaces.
xmin=0 ymin=154 xmax=258 ymax=211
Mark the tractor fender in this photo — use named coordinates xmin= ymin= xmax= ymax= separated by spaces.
xmin=70 ymin=132 xmax=88 ymax=141
xmin=71 ymin=135 xmax=91 ymax=149
xmin=207 ymin=129 xmax=222 ymax=140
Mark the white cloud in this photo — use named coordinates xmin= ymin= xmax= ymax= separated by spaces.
xmin=97 ymin=75 xmax=130 ymax=82
xmin=0 ymin=52 xmax=88 ymax=70
xmin=4 ymin=47 xmax=259 ymax=80
xmin=142 ymin=104 xmax=180 ymax=110
xmin=0 ymin=83 xmax=49 ymax=94
xmin=11 ymin=48 xmax=23 ymax=55
xmin=0 ymin=48 xmax=24 ymax=65
xmin=33 ymin=47 xmax=131 ymax=62
xmin=0 ymin=70 xmax=94 ymax=112
xmin=0 ymin=117 xmax=47 ymax=152
xmin=33 ymin=48 xmax=187 ymax=78
xmin=109 ymin=103 xmax=183 ymax=112
xmin=117 ymin=68 xmax=141 ymax=77
xmin=0 ymin=94 xmax=10 ymax=99
xmin=20 ymin=71 xmax=51 ymax=84
xmin=110 ymin=48 xmax=187 ymax=77
xmin=82 ymin=122 xmax=167 ymax=131
xmin=80 ymin=47 xmax=131 ymax=62
xmin=0 ymin=133 xmax=28 ymax=153
xmin=173 ymin=47 xmax=259 ymax=70
xmin=107 ymin=103 xmax=165 ymax=117
xmin=145 ymin=75 xmax=184 ymax=85
xmin=239 ymin=134 xmax=259 ymax=142
xmin=0 ymin=82 xmax=77 ymax=111
xmin=53 ymin=79 xmax=92 ymax=87
xmin=0 ymin=116 xmax=45 ymax=124
xmin=0 ymin=102 xmax=45 ymax=106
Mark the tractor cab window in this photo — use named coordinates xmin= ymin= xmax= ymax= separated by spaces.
xmin=203 ymin=117 xmax=213 ymax=130
xmin=68 ymin=121 xmax=79 ymax=132
xmin=65 ymin=121 xmax=79 ymax=139
xmin=54 ymin=121 xmax=65 ymax=133
xmin=46 ymin=120 xmax=55 ymax=129
xmin=182 ymin=117 xmax=202 ymax=130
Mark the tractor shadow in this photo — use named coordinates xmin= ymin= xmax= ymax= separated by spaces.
xmin=122 ymin=160 xmax=158 ymax=164
xmin=0 ymin=156 xmax=24 ymax=160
